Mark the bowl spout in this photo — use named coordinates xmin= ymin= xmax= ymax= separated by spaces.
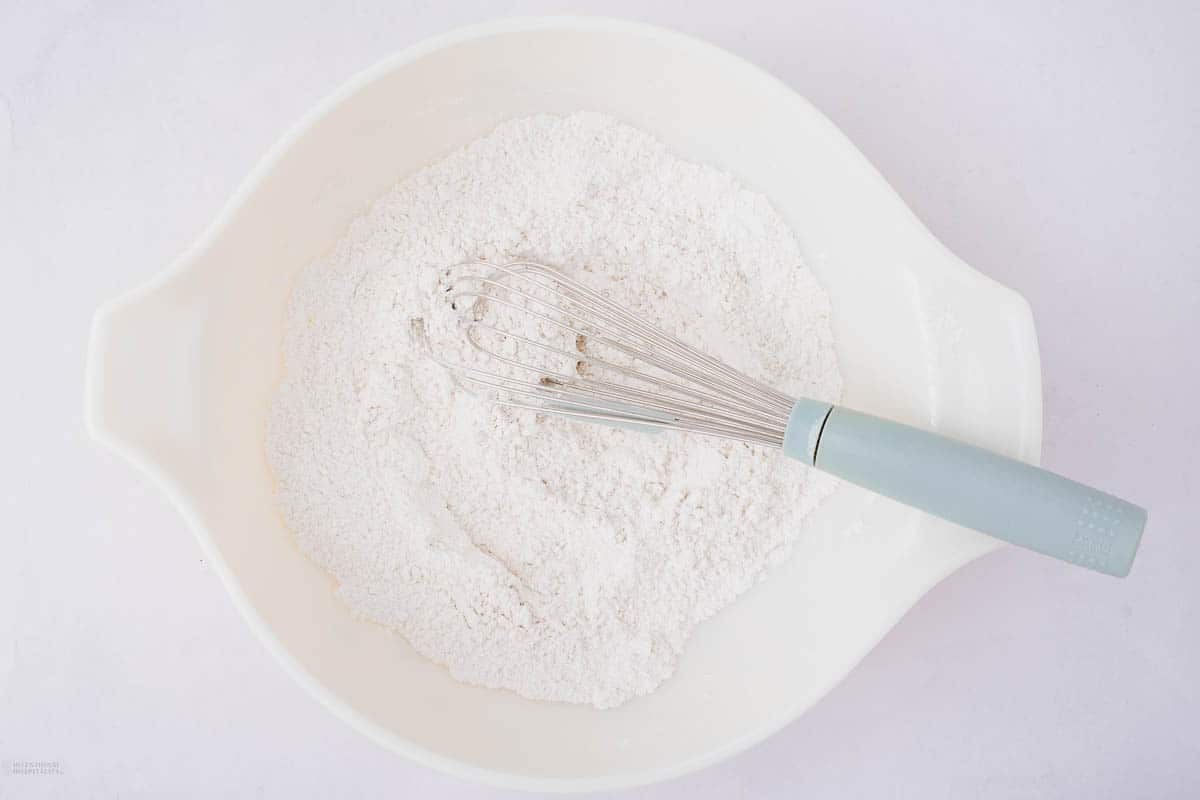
xmin=86 ymin=270 xmax=209 ymax=472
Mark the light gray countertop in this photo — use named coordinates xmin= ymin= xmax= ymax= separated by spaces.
xmin=2 ymin=2 xmax=1197 ymax=797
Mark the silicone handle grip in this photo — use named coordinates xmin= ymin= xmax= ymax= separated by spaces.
xmin=784 ymin=404 xmax=1146 ymax=576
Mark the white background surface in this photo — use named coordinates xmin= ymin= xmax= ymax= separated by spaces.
xmin=2 ymin=1 xmax=1198 ymax=797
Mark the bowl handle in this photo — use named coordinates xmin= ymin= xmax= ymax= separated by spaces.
xmin=85 ymin=272 xmax=208 ymax=471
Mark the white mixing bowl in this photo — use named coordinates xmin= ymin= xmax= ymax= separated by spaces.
xmin=86 ymin=17 xmax=1041 ymax=791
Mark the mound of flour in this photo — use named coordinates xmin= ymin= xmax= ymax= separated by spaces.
xmin=267 ymin=112 xmax=842 ymax=708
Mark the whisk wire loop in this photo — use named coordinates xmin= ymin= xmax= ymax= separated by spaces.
xmin=429 ymin=261 xmax=795 ymax=447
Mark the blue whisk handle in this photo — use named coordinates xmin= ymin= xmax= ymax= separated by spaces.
xmin=782 ymin=401 xmax=1146 ymax=577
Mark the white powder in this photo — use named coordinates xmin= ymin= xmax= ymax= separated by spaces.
xmin=267 ymin=112 xmax=842 ymax=708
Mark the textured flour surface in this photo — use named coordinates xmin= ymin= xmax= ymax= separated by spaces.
xmin=267 ymin=113 xmax=842 ymax=708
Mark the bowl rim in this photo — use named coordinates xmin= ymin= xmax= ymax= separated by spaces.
xmin=86 ymin=15 xmax=1042 ymax=793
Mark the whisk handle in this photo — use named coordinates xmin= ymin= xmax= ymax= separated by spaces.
xmin=783 ymin=403 xmax=1146 ymax=577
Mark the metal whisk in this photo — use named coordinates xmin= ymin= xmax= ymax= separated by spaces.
xmin=429 ymin=260 xmax=1146 ymax=577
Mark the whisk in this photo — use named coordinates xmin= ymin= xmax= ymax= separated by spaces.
xmin=429 ymin=260 xmax=1146 ymax=577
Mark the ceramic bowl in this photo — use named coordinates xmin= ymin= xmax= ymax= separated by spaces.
xmin=86 ymin=17 xmax=1041 ymax=792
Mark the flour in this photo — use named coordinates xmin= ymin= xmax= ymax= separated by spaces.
xmin=266 ymin=112 xmax=842 ymax=708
